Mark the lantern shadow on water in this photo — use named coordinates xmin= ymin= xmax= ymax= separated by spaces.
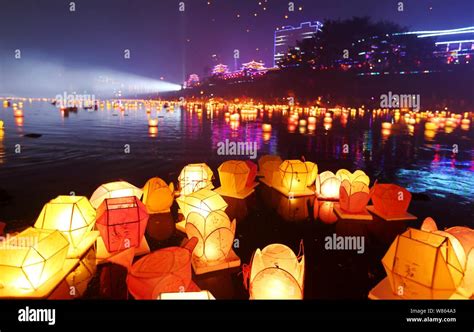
xmin=34 ymin=195 xmax=97 ymax=258
xmin=142 ymin=177 xmax=174 ymax=214
xmin=176 ymin=189 xmax=228 ymax=220
xmin=90 ymin=181 xmax=143 ymax=209
xmin=65 ymin=247 xmax=97 ymax=298
xmin=185 ymin=211 xmax=240 ymax=274
xmin=178 ymin=163 xmax=214 ymax=196
xmin=0 ymin=228 xmax=69 ymax=291
xmin=248 ymin=243 xmax=305 ymax=299
xmin=96 ymin=196 xmax=149 ymax=253
xmin=277 ymin=195 xmax=310 ymax=222
xmin=381 ymin=228 xmax=465 ymax=299
xmin=315 ymin=200 xmax=338 ymax=224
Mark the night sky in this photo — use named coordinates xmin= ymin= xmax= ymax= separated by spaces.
xmin=0 ymin=0 xmax=473 ymax=89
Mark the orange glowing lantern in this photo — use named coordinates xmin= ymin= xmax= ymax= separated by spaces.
xmin=90 ymin=181 xmax=143 ymax=209
xmin=370 ymin=184 xmax=412 ymax=218
xmin=34 ymin=195 xmax=96 ymax=257
xmin=217 ymin=160 xmax=250 ymax=195
xmin=0 ymin=228 xmax=69 ymax=291
xmin=339 ymin=180 xmax=370 ymax=214
xmin=142 ymin=177 xmax=174 ymax=214
xmin=381 ymin=228 xmax=465 ymax=299
xmin=381 ymin=122 xmax=392 ymax=129
xmin=316 ymin=200 xmax=338 ymax=224
xmin=176 ymin=189 xmax=227 ymax=219
xmin=96 ymin=196 xmax=149 ymax=253
xmin=14 ymin=110 xmax=24 ymax=118
xmin=148 ymin=118 xmax=158 ymax=127
xmin=257 ymin=155 xmax=282 ymax=173
xmin=247 ymin=243 xmax=305 ymax=299
xmin=262 ymin=123 xmax=272 ymax=132
xmin=126 ymin=239 xmax=196 ymax=299
xmin=279 ymin=160 xmax=317 ymax=195
xmin=261 ymin=160 xmax=282 ymax=187
xmin=178 ymin=163 xmax=214 ymax=196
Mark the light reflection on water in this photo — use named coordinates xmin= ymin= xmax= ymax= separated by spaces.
xmin=0 ymin=101 xmax=472 ymax=228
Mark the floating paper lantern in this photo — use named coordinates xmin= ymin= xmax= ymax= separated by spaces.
xmin=382 ymin=228 xmax=465 ymax=299
xmin=158 ymin=290 xmax=215 ymax=300
xmin=148 ymin=118 xmax=158 ymax=127
xmin=142 ymin=177 xmax=174 ymax=213
xmin=308 ymin=116 xmax=316 ymax=124
xmin=261 ymin=160 xmax=282 ymax=187
xmin=176 ymin=189 xmax=227 ymax=219
xmin=185 ymin=211 xmax=236 ymax=263
xmin=244 ymin=160 xmax=257 ymax=187
xmin=14 ymin=110 xmax=24 ymax=118
xmin=96 ymin=196 xmax=149 ymax=253
xmin=339 ymin=180 xmax=370 ymax=213
xmin=0 ymin=120 xmax=3 ymax=128
xmin=337 ymin=169 xmax=370 ymax=186
xmin=34 ymin=195 xmax=96 ymax=256
xmin=315 ymin=171 xmax=341 ymax=200
xmin=90 ymin=181 xmax=143 ymax=209
xmin=178 ymin=163 xmax=214 ymax=196
xmin=279 ymin=160 xmax=318 ymax=193
xmin=248 ymin=243 xmax=305 ymax=299
xmin=126 ymin=239 xmax=196 ymax=299
xmin=0 ymin=228 xmax=69 ymax=290
xmin=370 ymin=184 xmax=411 ymax=218
xmin=258 ymin=155 xmax=282 ymax=173
xmin=217 ymin=160 xmax=250 ymax=194
xmin=262 ymin=123 xmax=272 ymax=132
xmin=381 ymin=122 xmax=392 ymax=129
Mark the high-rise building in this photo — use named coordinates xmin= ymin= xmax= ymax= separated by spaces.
xmin=274 ymin=21 xmax=323 ymax=66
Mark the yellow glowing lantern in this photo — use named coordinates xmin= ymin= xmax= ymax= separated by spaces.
xmin=90 ymin=181 xmax=143 ymax=209
xmin=0 ymin=120 xmax=3 ymax=129
xmin=248 ymin=243 xmax=304 ymax=299
xmin=176 ymin=189 xmax=227 ymax=219
xmin=148 ymin=118 xmax=158 ymax=127
xmin=382 ymin=228 xmax=465 ymax=299
xmin=178 ymin=163 xmax=214 ymax=196
xmin=0 ymin=228 xmax=69 ymax=290
xmin=142 ymin=177 xmax=175 ymax=213
xmin=337 ymin=169 xmax=370 ymax=186
xmin=308 ymin=116 xmax=316 ymax=124
xmin=316 ymin=171 xmax=342 ymax=200
xmin=14 ymin=110 xmax=24 ymax=118
xmin=262 ymin=123 xmax=272 ymax=132
xmin=185 ymin=211 xmax=237 ymax=270
xmin=381 ymin=122 xmax=392 ymax=129
xmin=279 ymin=160 xmax=318 ymax=194
xmin=34 ymin=195 xmax=96 ymax=257
xmin=217 ymin=160 xmax=250 ymax=196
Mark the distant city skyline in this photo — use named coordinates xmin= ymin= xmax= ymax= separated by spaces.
xmin=0 ymin=0 xmax=473 ymax=96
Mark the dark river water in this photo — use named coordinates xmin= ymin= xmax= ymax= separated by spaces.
xmin=0 ymin=100 xmax=472 ymax=299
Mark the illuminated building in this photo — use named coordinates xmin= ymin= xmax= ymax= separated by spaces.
xmin=212 ymin=64 xmax=230 ymax=76
xmin=273 ymin=21 xmax=323 ymax=66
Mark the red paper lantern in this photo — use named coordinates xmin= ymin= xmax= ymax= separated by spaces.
xmin=371 ymin=184 xmax=412 ymax=218
xmin=96 ymin=196 xmax=148 ymax=253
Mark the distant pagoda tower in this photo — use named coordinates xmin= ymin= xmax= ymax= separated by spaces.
xmin=185 ymin=74 xmax=200 ymax=88
xmin=212 ymin=63 xmax=229 ymax=75
xmin=241 ymin=60 xmax=266 ymax=71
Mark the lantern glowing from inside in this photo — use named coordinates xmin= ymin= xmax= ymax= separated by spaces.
xmin=315 ymin=201 xmax=338 ymax=224
xmin=339 ymin=180 xmax=370 ymax=213
xmin=382 ymin=228 xmax=465 ymax=299
xmin=336 ymin=169 xmax=370 ymax=186
xmin=262 ymin=123 xmax=272 ymax=132
xmin=371 ymin=184 xmax=412 ymax=218
xmin=262 ymin=160 xmax=282 ymax=186
xmin=218 ymin=160 xmax=250 ymax=194
xmin=178 ymin=163 xmax=214 ymax=196
xmin=34 ymin=195 xmax=96 ymax=255
xmin=244 ymin=160 xmax=257 ymax=187
xmin=316 ymin=171 xmax=342 ymax=200
xmin=249 ymin=243 xmax=304 ymax=299
xmin=90 ymin=181 xmax=143 ymax=209
xmin=185 ymin=211 xmax=236 ymax=262
xmin=0 ymin=228 xmax=69 ymax=290
xmin=96 ymin=196 xmax=149 ymax=253
xmin=176 ymin=189 xmax=228 ymax=219
xmin=148 ymin=118 xmax=158 ymax=127
xmin=126 ymin=246 xmax=193 ymax=299
xmin=279 ymin=160 xmax=318 ymax=193
xmin=142 ymin=177 xmax=174 ymax=213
